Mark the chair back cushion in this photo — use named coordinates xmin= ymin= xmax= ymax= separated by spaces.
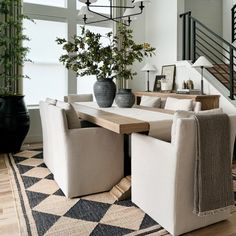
xmin=140 ymin=96 xmax=161 ymax=108
xmin=46 ymin=97 xmax=57 ymax=105
xmin=171 ymin=108 xmax=223 ymax=144
xmin=64 ymin=94 xmax=93 ymax=103
xmin=56 ymin=101 xmax=81 ymax=129
xmin=192 ymin=101 xmax=201 ymax=112
xmin=164 ymin=97 xmax=193 ymax=111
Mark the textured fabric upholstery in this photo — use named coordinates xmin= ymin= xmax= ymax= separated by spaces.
xmin=45 ymin=97 xmax=57 ymax=105
xmin=171 ymin=109 xmax=223 ymax=144
xmin=39 ymin=100 xmax=55 ymax=173
xmin=140 ymin=96 xmax=201 ymax=112
xmin=192 ymin=101 xmax=201 ymax=112
xmin=131 ymin=115 xmax=236 ymax=236
xmin=47 ymin=104 xmax=124 ymax=198
xmin=64 ymin=94 xmax=93 ymax=103
xmin=140 ymin=96 xmax=161 ymax=108
xmin=164 ymin=97 xmax=193 ymax=111
xmin=56 ymin=101 xmax=81 ymax=129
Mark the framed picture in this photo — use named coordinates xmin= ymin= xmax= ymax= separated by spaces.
xmin=153 ymin=75 xmax=165 ymax=92
xmin=161 ymin=64 xmax=176 ymax=91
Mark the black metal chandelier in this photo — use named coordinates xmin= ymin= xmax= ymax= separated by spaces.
xmin=78 ymin=0 xmax=150 ymax=26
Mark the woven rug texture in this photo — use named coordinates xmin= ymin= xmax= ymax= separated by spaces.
xmin=6 ymin=149 xmax=171 ymax=236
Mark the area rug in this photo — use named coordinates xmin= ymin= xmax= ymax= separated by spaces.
xmin=6 ymin=150 xmax=170 ymax=236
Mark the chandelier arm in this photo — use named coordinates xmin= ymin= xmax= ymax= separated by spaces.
xmin=87 ymin=6 xmax=112 ymax=20
xmin=82 ymin=0 xmax=145 ymax=26
xmin=88 ymin=5 xmax=135 ymax=9
xmin=85 ymin=5 xmax=143 ymax=22
xmin=112 ymin=8 xmax=143 ymax=21
xmin=84 ymin=17 xmax=130 ymax=27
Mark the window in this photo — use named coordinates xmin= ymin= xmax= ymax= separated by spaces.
xmin=24 ymin=0 xmax=66 ymax=8
xmin=77 ymin=0 xmax=110 ymax=14
xmin=23 ymin=0 xmax=112 ymax=106
xmin=23 ymin=20 xmax=67 ymax=105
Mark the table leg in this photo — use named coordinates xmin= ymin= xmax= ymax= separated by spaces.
xmin=124 ymin=134 xmax=131 ymax=176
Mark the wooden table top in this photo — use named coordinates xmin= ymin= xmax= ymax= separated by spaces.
xmin=73 ymin=103 xmax=174 ymax=134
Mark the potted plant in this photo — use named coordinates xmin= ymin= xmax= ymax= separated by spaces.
xmin=56 ymin=24 xmax=155 ymax=108
xmin=0 ymin=0 xmax=30 ymax=153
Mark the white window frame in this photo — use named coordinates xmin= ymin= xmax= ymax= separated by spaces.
xmin=23 ymin=1 xmax=113 ymax=101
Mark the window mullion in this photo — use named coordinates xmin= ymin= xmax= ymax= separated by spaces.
xmin=67 ymin=0 xmax=77 ymax=94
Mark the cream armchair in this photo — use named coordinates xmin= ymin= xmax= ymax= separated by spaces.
xmin=131 ymin=115 xmax=236 ymax=236
xmin=39 ymin=100 xmax=56 ymax=173
xmin=48 ymin=104 xmax=124 ymax=198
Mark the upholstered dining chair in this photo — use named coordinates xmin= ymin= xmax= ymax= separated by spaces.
xmin=39 ymin=98 xmax=57 ymax=173
xmin=131 ymin=114 xmax=236 ymax=236
xmin=64 ymin=93 xmax=93 ymax=103
xmin=47 ymin=101 xmax=124 ymax=198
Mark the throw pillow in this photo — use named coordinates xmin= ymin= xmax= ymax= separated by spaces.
xmin=140 ymin=96 xmax=161 ymax=108
xmin=164 ymin=97 xmax=193 ymax=111
xmin=56 ymin=101 xmax=81 ymax=129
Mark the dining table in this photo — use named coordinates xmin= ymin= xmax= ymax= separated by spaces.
xmin=72 ymin=101 xmax=174 ymax=134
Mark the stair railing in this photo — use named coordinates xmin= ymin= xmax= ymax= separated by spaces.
xmin=232 ymin=4 xmax=236 ymax=43
xmin=180 ymin=11 xmax=236 ymax=100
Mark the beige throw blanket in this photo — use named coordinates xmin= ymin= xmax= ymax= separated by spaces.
xmin=193 ymin=113 xmax=234 ymax=216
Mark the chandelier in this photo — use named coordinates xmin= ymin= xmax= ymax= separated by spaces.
xmin=78 ymin=0 xmax=150 ymax=26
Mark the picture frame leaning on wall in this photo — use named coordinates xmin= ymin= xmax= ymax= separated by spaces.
xmin=161 ymin=64 xmax=176 ymax=91
xmin=153 ymin=75 xmax=165 ymax=92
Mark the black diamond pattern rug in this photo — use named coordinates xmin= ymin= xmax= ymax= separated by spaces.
xmin=7 ymin=150 xmax=236 ymax=236
xmin=7 ymin=150 xmax=169 ymax=236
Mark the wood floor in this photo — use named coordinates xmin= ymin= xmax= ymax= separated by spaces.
xmin=0 ymin=151 xmax=236 ymax=236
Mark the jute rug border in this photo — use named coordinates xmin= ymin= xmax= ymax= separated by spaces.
xmin=6 ymin=154 xmax=38 ymax=236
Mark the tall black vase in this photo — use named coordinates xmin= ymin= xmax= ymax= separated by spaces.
xmin=0 ymin=95 xmax=30 ymax=153
xmin=93 ymin=79 xmax=116 ymax=108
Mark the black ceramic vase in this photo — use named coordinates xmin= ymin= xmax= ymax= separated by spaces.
xmin=94 ymin=79 xmax=116 ymax=107
xmin=115 ymin=89 xmax=135 ymax=108
xmin=0 ymin=95 xmax=30 ymax=153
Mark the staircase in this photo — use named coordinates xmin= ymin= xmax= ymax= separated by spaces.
xmin=207 ymin=64 xmax=236 ymax=95
xmin=180 ymin=11 xmax=236 ymax=100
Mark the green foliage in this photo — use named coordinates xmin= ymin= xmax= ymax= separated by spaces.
xmin=0 ymin=0 xmax=30 ymax=95
xmin=56 ymin=24 xmax=155 ymax=81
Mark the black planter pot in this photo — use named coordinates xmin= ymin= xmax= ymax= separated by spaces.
xmin=115 ymin=89 xmax=135 ymax=108
xmin=93 ymin=79 xmax=116 ymax=108
xmin=0 ymin=95 xmax=30 ymax=153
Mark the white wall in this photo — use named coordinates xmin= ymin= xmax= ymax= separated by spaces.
xmin=185 ymin=0 xmax=223 ymax=37
xmin=175 ymin=60 xmax=236 ymax=114
xmin=177 ymin=0 xmax=185 ymax=61
xmin=130 ymin=0 xmax=180 ymax=92
xmin=223 ymin=0 xmax=233 ymax=43
xmin=128 ymin=10 xmax=147 ymax=91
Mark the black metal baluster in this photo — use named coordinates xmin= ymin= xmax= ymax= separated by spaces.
xmin=229 ymin=47 xmax=235 ymax=100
